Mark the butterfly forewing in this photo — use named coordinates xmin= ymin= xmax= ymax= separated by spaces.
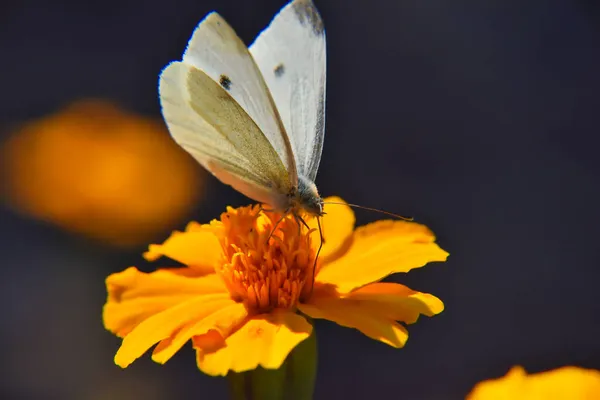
xmin=182 ymin=12 xmax=298 ymax=186
xmin=250 ymin=0 xmax=326 ymax=182
xmin=159 ymin=61 xmax=289 ymax=205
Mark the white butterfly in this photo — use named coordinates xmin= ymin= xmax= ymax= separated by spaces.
xmin=158 ymin=0 xmax=326 ymax=222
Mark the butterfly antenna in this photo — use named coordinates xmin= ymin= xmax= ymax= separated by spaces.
xmin=309 ymin=216 xmax=324 ymax=297
xmin=322 ymin=201 xmax=413 ymax=221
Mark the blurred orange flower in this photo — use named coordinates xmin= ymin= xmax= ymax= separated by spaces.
xmin=467 ymin=366 xmax=600 ymax=400
xmin=103 ymin=197 xmax=448 ymax=375
xmin=1 ymin=99 xmax=203 ymax=247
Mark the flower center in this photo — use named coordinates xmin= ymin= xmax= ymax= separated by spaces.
xmin=216 ymin=205 xmax=317 ymax=313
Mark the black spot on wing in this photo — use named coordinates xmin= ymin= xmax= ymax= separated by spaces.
xmin=292 ymin=0 xmax=324 ymax=35
xmin=274 ymin=64 xmax=285 ymax=77
xmin=219 ymin=74 xmax=231 ymax=90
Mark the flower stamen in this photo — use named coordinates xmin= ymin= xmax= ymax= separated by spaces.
xmin=216 ymin=205 xmax=316 ymax=313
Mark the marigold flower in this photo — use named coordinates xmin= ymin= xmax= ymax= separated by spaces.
xmin=1 ymin=99 xmax=203 ymax=247
xmin=103 ymin=197 xmax=448 ymax=375
xmin=467 ymin=366 xmax=600 ymax=400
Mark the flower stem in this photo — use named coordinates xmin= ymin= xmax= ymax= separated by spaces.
xmin=228 ymin=366 xmax=286 ymax=400
xmin=227 ymin=325 xmax=318 ymax=400
xmin=251 ymin=366 xmax=287 ymax=400
xmin=287 ymin=327 xmax=317 ymax=400
xmin=227 ymin=371 xmax=248 ymax=400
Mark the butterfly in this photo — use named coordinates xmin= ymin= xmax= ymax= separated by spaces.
xmin=158 ymin=0 xmax=327 ymax=231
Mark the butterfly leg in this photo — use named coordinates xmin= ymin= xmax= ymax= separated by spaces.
xmin=259 ymin=205 xmax=276 ymax=213
xmin=294 ymin=214 xmax=311 ymax=236
xmin=266 ymin=208 xmax=289 ymax=243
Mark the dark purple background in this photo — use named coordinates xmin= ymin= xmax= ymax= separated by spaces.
xmin=1 ymin=0 xmax=600 ymax=399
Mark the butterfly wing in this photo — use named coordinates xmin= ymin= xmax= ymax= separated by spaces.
xmin=181 ymin=12 xmax=298 ymax=186
xmin=159 ymin=61 xmax=290 ymax=206
xmin=250 ymin=0 xmax=326 ymax=182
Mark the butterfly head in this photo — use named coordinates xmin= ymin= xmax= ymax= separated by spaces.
xmin=294 ymin=175 xmax=324 ymax=217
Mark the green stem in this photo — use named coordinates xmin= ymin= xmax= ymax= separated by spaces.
xmin=227 ymin=321 xmax=317 ymax=400
xmin=227 ymin=371 xmax=247 ymax=400
xmin=287 ymin=328 xmax=317 ymax=400
xmin=251 ymin=366 xmax=287 ymax=400
xmin=228 ymin=366 xmax=287 ymax=400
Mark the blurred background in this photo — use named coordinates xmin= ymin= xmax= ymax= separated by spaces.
xmin=1 ymin=0 xmax=599 ymax=399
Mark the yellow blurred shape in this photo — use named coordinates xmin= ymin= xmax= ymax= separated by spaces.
xmin=467 ymin=366 xmax=600 ymax=400
xmin=1 ymin=99 xmax=204 ymax=247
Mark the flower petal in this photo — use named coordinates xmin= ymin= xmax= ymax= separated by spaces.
xmin=344 ymin=283 xmax=444 ymax=324
xmin=114 ymin=292 xmax=235 ymax=367
xmin=195 ymin=311 xmax=312 ymax=376
xmin=192 ymin=329 xmax=226 ymax=352
xmin=143 ymin=227 xmax=222 ymax=274
xmin=316 ymin=220 xmax=449 ymax=293
xmin=298 ymin=296 xmax=408 ymax=348
xmin=103 ymin=267 xmax=227 ymax=338
xmin=467 ymin=366 xmax=600 ymax=399
xmin=306 ymin=196 xmax=355 ymax=263
xmin=151 ymin=301 xmax=248 ymax=364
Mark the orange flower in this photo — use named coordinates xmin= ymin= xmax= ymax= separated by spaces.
xmin=103 ymin=197 xmax=448 ymax=375
xmin=1 ymin=99 xmax=203 ymax=247
xmin=467 ymin=366 xmax=600 ymax=400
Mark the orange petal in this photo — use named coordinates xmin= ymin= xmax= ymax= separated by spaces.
xmin=192 ymin=330 xmax=226 ymax=352
xmin=298 ymin=296 xmax=408 ymax=348
xmin=103 ymin=267 xmax=227 ymax=338
xmin=143 ymin=227 xmax=222 ymax=274
xmin=344 ymin=282 xmax=444 ymax=324
xmin=195 ymin=311 xmax=312 ymax=376
xmin=114 ymin=292 xmax=236 ymax=367
xmin=306 ymin=196 xmax=355 ymax=264
xmin=316 ymin=220 xmax=449 ymax=293
xmin=151 ymin=301 xmax=248 ymax=364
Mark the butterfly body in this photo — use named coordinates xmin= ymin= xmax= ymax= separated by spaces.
xmin=289 ymin=174 xmax=324 ymax=217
